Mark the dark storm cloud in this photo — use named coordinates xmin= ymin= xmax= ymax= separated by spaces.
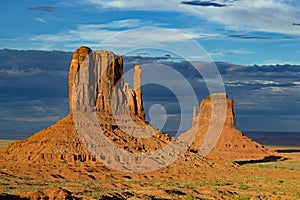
xmin=228 ymin=34 xmax=299 ymax=40
xmin=228 ymin=34 xmax=271 ymax=40
xmin=0 ymin=49 xmax=72 ymax=135
xmin=0 ymin=49 xmax=72 ymax=69
xmin=123 ymin=55 xmax=180 ymax=66
xmin=0 ymin=49 xmax=300 ymax=135
xmin=218 ymin=62 xmax=300 ymax=131
xmin=28 ymin=6 xmax=56 ymax=12
xmin=181 ymin=1 xmax=226 ymax=7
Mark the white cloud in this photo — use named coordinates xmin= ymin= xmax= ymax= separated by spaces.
xmin=80 ymin=0 xmax=300 ymax=35
xmin=185 ymin=0 xmax=300 ymax=35
xmin=35 ymin=17 xmax=47 ymax=24
xmin=81 ymin=19 xmax=163 ymax=29
xmin=19 ymin=1 xmax=300 ymax=51
xmin=255 ymin=85 xmax=300 ymax=93
xmin=29 ymin=19 xmax=217 ymax=51
xmin=0 ymin=68 xmax=42 ymax=78
xmin=293 ymin=81 xmax=300 ymax=85
xmin=33 ymin=105 xmax=46 ymax=111
xmin=210 ymin=49 xmax=255 ymax=57
xmin=259 ymin=58 xmax=300 ymax=65
xmin=225 ymin=80 xmax=280 ymax=85
xmin=82 ymin=0 xmax=183 ymax=11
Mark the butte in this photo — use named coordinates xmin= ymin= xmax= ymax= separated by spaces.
xmin=0 ymin=46 xmax=276 ymax=179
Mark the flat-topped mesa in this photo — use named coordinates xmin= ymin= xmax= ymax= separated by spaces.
xmin=189 ymin=93 xmax=273 ymax=160
xmin=194 ymin=93 xmax=235 ymax=128
xmin=69 ymin=46 xmax=145 ymax=120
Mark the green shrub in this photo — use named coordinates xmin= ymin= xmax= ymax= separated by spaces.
xmin=183 ymin=195 xmax=194 ymax=200
xmin=234 ymin=195 xmax=251 ymax=200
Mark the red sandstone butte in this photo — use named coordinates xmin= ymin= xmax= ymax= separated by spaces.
xmin=0 ymin=46 xmax=274 ymax=170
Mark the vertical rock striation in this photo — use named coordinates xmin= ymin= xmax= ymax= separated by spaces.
xmin=197 ymin=93 xmax=235 ymax=128
xmin=69 ymin=46 xmax=145 ymax=119
xmin=69 ymin=46 xmax=91 ymax=113
xmin=133 ymin=64 xmax=145 ymax=119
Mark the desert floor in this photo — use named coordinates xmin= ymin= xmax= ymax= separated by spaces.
xmin=0 ymin=140 xmax=299 ymax=200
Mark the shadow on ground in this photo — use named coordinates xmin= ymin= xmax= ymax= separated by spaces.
xmin=234 ymin=155 xmax=287 ymax=165
xmin=0 ymin=193 xmax=29 ymax=200
xmin=276 ymin=149 xmax=300 ymax=153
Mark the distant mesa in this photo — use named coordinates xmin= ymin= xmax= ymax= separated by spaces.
xmin=0 ymin=46 xmax=274 ymax=170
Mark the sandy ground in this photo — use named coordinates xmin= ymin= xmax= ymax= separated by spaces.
xmin=0 ymin=140 xmax=299 ymax=199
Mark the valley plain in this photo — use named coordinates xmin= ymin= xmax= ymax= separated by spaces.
xmin=0 ymin=139 xmax=299 ymax=199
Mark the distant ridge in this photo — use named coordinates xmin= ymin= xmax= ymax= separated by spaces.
xmin=244 ymin=131 xmax=300 ymax=147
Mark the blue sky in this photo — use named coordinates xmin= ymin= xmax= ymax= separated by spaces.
xmin=1 ymin=0 xmax=300 ymax=65
xmin=1 ymin=0 xmax=300 ymax=136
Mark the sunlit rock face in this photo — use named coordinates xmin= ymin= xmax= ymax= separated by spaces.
xmin=69 ymin=46 xmax=144 ymax=119
xmin=196 ymin=93 xmax=235 ymax=128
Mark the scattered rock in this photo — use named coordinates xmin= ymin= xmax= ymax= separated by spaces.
xmin=22 ymin=188 xmax=75 ymax=200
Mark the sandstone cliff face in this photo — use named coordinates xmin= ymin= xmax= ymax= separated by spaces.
xmin=197 ymin=93 xmax=235 ymax=128
xmin=69 ymin=47 xmax=145 ymax=121
xmin=69 ymin=46 xmax=92 ymax=113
